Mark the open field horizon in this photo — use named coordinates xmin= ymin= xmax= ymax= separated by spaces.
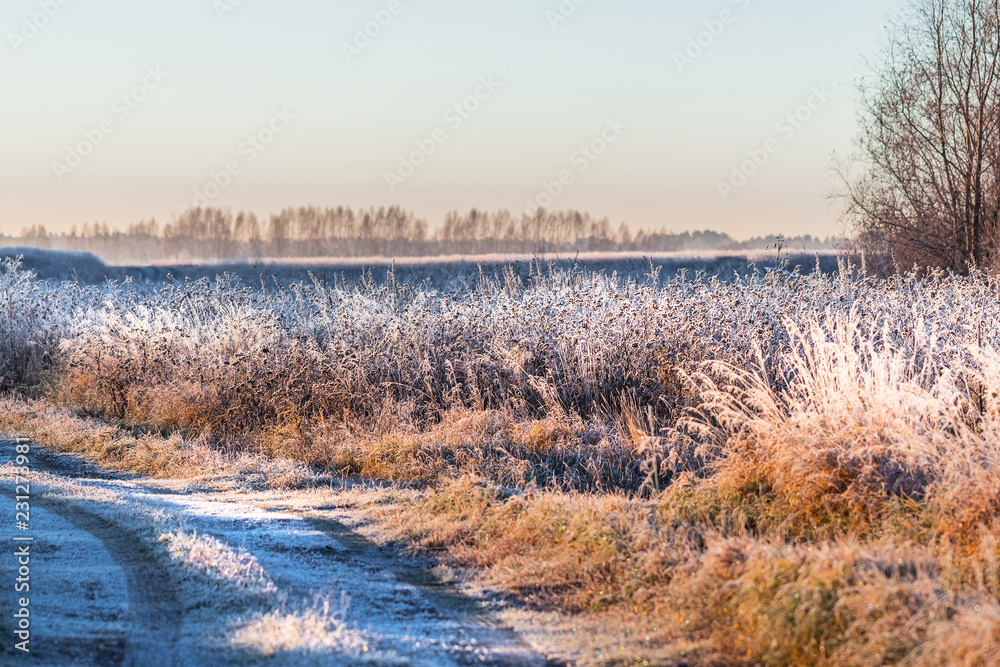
xmin=0 ymin=245 xmax=844 ymax=287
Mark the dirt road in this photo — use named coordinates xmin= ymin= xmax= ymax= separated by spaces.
xmin=0 ymin=442 xmax=551 ymax=666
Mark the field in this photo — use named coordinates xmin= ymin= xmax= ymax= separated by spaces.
xmin=3 ymin=250 xmax=1000 ymax=665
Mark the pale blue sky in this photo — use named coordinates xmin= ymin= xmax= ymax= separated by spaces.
xmin=1 ymin=0 xmax=900 ymax=239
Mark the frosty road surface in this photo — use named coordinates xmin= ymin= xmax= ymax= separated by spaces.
xmin=0 ymin=442 xmax=549 ymax=666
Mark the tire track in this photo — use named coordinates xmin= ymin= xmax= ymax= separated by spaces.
xmin=16 ymin=446 xmax=555 ymax=665
xmin=305 ymin=515 xmax=551 ymax=667
xmin=39 ymin=496 xmax=184 ymax=667
xmin=24 ymin=449 xmax=185 ymax=666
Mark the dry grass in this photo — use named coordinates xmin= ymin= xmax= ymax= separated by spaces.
xmin=338 ymin=283 xmax=1000 ymax=663
xmin=49 ymin=266 xmax=714 ymax=454
xmin=158 ymin=530 xmax=278 ymax=597
xmin=229 ymin=599 xmax=391 ymax=664
xmin=8 ymin=259 xmax=1000 ymax=663
xmin=293 ymin=410 xmax=651 ymax=492
xmin=0 ymin=396 xmax=213 ymax=477
xmin=354 ymin=474 xmax=1000 ymax=665
xmin=0 ymin=396 xmax=318 ymax=489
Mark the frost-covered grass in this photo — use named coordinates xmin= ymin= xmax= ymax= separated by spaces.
xmin=230 ymin=599 xmax=395 ymax=665
xmin=8 ymin=257 xmax=1000 ymax=663
xmin=15 ymin=257 xmax=998 ymax=489
xmin=158 ymin=530 xmax=277 ymax=597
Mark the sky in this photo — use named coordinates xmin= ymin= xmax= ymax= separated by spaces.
xmin=0 ymin=0 xmax=902 ymax=240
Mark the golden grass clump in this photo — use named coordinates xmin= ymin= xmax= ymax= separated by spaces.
xmin=363 ymin=475 xmax=1000 ymax=665
xmin=229 ymin=598 xmax=389 ymax=663
xmin=292 ymin=409 xmax=648 ymax=491
xmin=158 ymin=530 xmax=277 ymax=597
xmin=686 ymin=313 xmax=1000 ymax=544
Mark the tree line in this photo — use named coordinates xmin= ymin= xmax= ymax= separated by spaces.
xmin=9 ymin=206 xmax=837 ymax=264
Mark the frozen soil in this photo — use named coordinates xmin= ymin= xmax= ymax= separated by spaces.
xmin=0 ymin=443 xmax=552 ymax=666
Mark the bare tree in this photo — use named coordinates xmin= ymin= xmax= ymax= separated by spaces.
xmin=842 ymin=0 xmax=1000 ymax=272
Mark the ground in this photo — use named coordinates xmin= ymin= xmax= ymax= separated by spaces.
xmin=0 ymin=442 xmax=555 ymax=666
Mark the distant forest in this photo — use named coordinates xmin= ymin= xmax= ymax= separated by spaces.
xmin=6 ymin=206 xmax=840 ymax=264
